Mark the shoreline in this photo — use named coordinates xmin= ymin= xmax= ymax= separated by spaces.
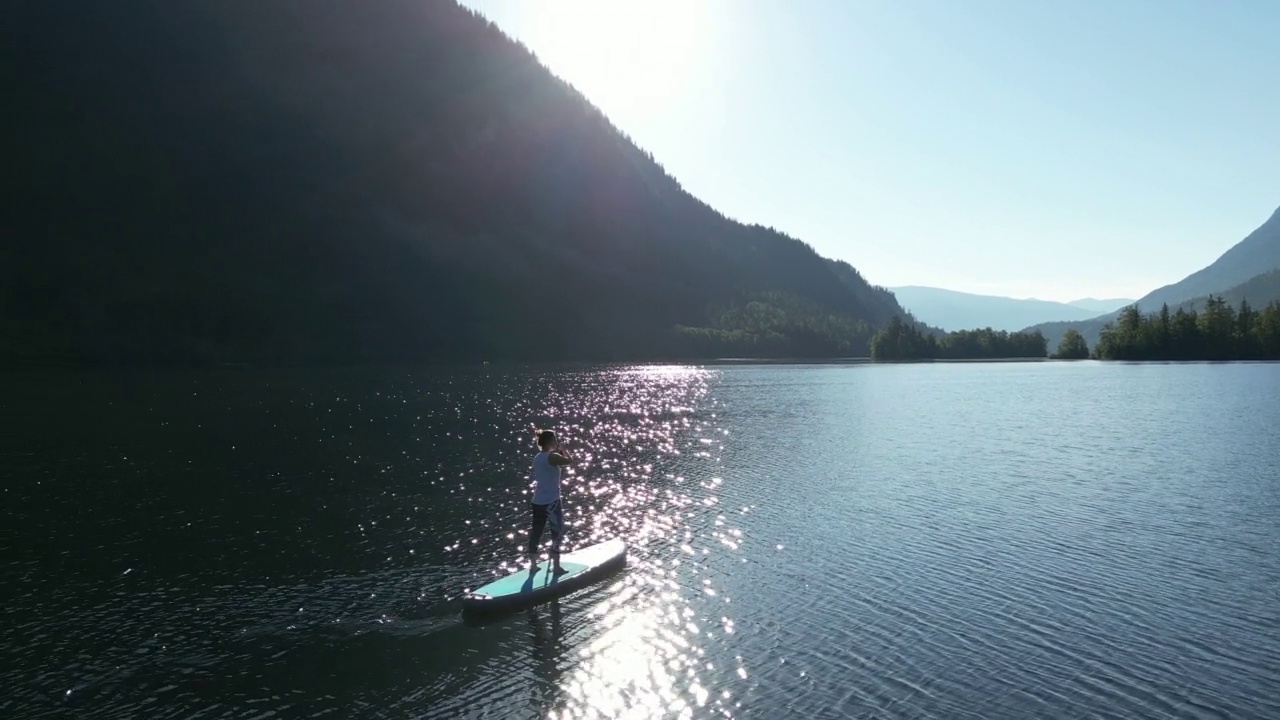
xmin=7 ymin=357 xmax=1280 ymax=375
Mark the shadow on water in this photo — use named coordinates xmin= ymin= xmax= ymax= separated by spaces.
xmin=526 ymin=600 xmax=565 ymax=716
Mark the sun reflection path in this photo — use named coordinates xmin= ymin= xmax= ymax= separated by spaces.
xmin=429 ymin=363 xmax=751 ymax=718
xmin=523 ymin=365 xmax=749 ymax=719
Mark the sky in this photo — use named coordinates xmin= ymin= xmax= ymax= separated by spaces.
xmin=458 ymin=0 xmax=1279 ymax=302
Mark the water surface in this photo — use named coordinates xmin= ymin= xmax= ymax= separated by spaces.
xmin=3 ymin=361 xmax=1278 ymax=718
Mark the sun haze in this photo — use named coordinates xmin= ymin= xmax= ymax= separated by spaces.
xmin=520 ymin=0 xmax=708 ymax=126
xmin=460 ymin=0 xmax=1280 ymax=302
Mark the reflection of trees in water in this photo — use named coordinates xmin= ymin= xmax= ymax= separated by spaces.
xmin=527 ymin=600 xmax=564 ymax=716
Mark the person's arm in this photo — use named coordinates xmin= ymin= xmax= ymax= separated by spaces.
xmin=549 ymin=444 xmax=576 ymax=466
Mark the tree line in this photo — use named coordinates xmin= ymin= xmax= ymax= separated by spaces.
xmin=1094 ymin=297 xmax=1280 ymax=360
xmin=870 ymin=317 xmax=1048 ymax=360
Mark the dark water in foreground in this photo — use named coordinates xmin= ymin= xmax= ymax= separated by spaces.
xmin=3 ymin=362 xmax=1279 ymax=719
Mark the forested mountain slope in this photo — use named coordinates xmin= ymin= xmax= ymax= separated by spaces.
xmin=8 ymin=0 xmax=906 ymax=364
xmin=1172 ymin=268 xmax=1280 ymax=314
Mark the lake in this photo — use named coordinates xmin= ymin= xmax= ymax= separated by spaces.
xmin=3 ymin=361 xmax=1279 ymax=719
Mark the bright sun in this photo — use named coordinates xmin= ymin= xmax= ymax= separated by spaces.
xmin=525 ymin=0 xmax=707 ymax=123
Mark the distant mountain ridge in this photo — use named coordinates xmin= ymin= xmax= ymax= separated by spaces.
xmin=888 ymin=286 xmax=1101 ymax=332
xmin=1067 ymin=298 xmax=1136 ymax=314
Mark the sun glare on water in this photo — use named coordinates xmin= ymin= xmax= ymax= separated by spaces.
xmin=525 ymin=0 xmax=708 ymax=123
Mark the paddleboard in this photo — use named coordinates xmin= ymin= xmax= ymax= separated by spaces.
xmin=462 ymin=538 xmax=627 ymax=615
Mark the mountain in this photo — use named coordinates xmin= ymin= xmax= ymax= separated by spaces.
xmin=888 ymin=286 xmax=1098 ymax=332
xmin=7 ymin=1 xmax=906 ymax=366
xmin=1132 ymin=206 xmax=1280 ymax=313
xmin=1028 ymin=207 xmax=1280 ymax=350
xmin=1067 ymin=298 xmax=1136 ymax=314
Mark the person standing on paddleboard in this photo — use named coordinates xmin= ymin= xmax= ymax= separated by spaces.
xmin=529 ymin=428 xmax=576 ymax=574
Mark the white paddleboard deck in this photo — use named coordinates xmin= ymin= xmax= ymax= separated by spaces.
xmin=462 ymin=538 xmax=627 ymax=614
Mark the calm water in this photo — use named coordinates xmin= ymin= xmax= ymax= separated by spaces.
xmin=3 ymin=362 xmax=1279 ymax=719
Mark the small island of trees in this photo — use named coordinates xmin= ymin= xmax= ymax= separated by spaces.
xmin=1052 ymin=329 xmax=1090 ymax=359
xmin=870 ymin=317 xmax=1048 ymax=361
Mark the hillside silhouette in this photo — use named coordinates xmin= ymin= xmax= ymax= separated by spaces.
xmin=8 ymin=1 xmax=907 ymax=365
